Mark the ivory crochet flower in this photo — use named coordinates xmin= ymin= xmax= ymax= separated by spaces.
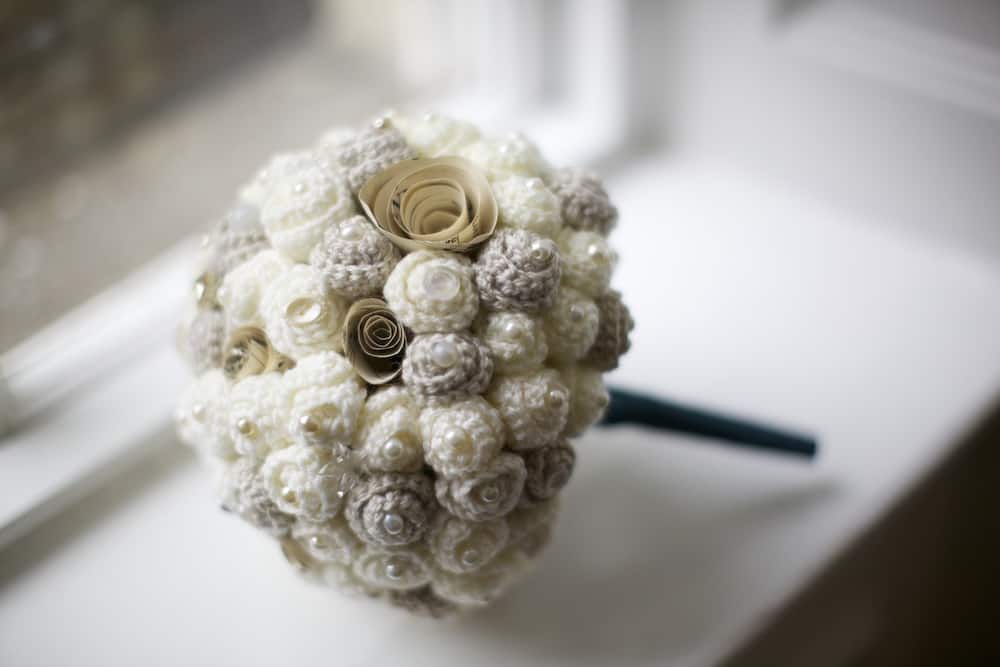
xmin=176 ymin=112 xmax=632 ymax=616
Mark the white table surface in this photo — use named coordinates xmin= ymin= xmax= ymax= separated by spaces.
xmin=2 ymin=157 xmax=1000 ymax=667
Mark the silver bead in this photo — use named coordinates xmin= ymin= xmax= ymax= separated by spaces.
xmin=430 ymin=339 xmax=459 ymax=368
xmin=285 ymin=298 xmax=326 ymax=325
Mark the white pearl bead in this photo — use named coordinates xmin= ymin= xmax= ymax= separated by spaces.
xmin=443 ymin=428 xmax=468 ymax=451
xmin=299 ymin=414 xmax=321 ymax=435
xmin=383 ymin=513 xmax=404 ymax=535
xmin=383 ymin=437 xmax=404 ymax=460
xmin=460 ymin=548 xmax=481 ymax=567
xmin=430 ymin=339 xmax=459 ymax=368
xmin=309 ymin=535 xmax=327 ymax=550
xmin=385 ymin=556 xmax=405 ymax=579
xmin=286 ymin=298 xmax=325 ymax=325
xmin=339 ymin=220 xmax=366 ymax=241
xmin=529 ymin=239 xmax=551 ymax=263
xmin=236 ymin=417 xmax=256 ymax=437
xmin=569 ymin=304 xmax=586 ymax=322
xmin=526 ymin=178 xmax=542 ymax=190
xmin=546 ymin=389 xmax=566 ymax=408
xmin=422 ymin=267 xmax=460 ymax=302
xmin=478 ymin=484 xmax=500 ymax=504
xmin=293 ymin=182 xmax=306 ymax=194
xmin=191 ymin=403 xmax=206 ymax=422
xmin=281 ymin=486 xmax=297 ymax=503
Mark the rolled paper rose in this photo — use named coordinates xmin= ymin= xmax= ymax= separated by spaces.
xmin=342 ymin=298 xmax=407 ymax=385
xmin=402 ymin=332 xmax=493 ymax=403
xmin=221 ymin=458 xmax=294 ymax=537
xmin=435 ymin=452 xmax=526 ymax=522
xmin=582 ymin=289 xmax=634 ymax=372
xmin=352 ymin=545 xmax=432 ymax=591
xmin=486 ymin=370 xmax=570 ymax=451
xmin=354 ymin=386 xmax=424 ymax=473
xmin=222 ymin=327 xmax=293 ymax=382
xmin=345 ymin=472 xmax=435 ymax=547
xmin=358 ymin=156 xmax=498 ymax=253
xmin=474 ymin=228 xmax=561 ymax=313
xmin=291 ymin=515 xmax=364 ymax=565
xmin=259 ymin=442 xmax=358 ymax=523
xmin=520 ymin=440 xmax=576 ymax=506
xmin=387 ymin=586 xmax=458 ymax=618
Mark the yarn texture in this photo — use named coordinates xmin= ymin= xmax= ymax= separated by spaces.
xmin=175 ymin=111 xmax=632 ymax=616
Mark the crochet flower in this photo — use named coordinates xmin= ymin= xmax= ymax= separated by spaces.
xmin=208 ymin=203 xmax=270 ymax=277
xmin=359 ymin=156 xmax=497 ymax=253
xmin=582 ymin=289 xmax=634 ymax=372
xmin=332 ymin=118 xmax=417 ymax=193
xmin=179 ymin=306 xmax=225 ymax=374
xmin=342 ymin=298 xmax=407 ymax=385
xmin=402 ymin=332 xmax=493 ymax=403
xmin=217 ymin=250 xmax=293 ymax=329
xmin=427 ymin=513 xmax=509 ymax=574
xmin=473 ymin=311 xmax=547 ymax=376
xmin=559 ymin=364 xmax=610 ymax=437
xmin=280 ymin=351 xmax=366 ymax=446
xmin=175 ymin=370 xmax=233 ymax=460
xmin=345 ymin=472 xmax=435 ymax=547
xmin=260 ymin=264 xmax=348 ymax=359
xmin=309 ymin=215 xmax=401 ymax=300
xmin=418 ymin=397 xmax=504 ymax=478
xmin=491 ymin=175 xmax=563 ymax=239
xmin=474 ymin=228 xmax=561 ymax=313
xmin=383 ymin=251 xmax=478 ymax=333
xmin=386 ymin=586 xmax=457 ymax=618
xmin=557 ymin=228 xmax=615 ymax=298
xmin=352 ymin=545 xmax=432 ymax=590
xmin=458 ymin=134 xmax=550 ymax=181
xmin=291 ymin=515 xmax=364 ymax=565
xmin=435 ymin=452 xmax=526 ymax=522
xmin=542 ymin=286 xmax=599 ymax=364
xmin=260 ymin=443 xmax=357 ymax=523
xmin=394 ymin=112 xmax=481 ymax=157
xmin=547 ymin=167 xmax=617 ymax=236
xmin=259 ymin=151 xmax=356 ymax=261
xmin=486 ymin=370 xmax=570 ymax=451
xmin=227 ymin=373 xmax=288 ymax=460
xmin=430 ymin=547 xmax=528 ymax=607
xmin=222 ymin=458 xmax=295 ymax=537
xmin=354 ymin=386 xmax=424 ymax=473
xmin=520 ymin=441 xmax=575 ymax=506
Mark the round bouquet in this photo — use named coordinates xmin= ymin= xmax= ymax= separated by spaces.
xmin=175 ymin=111 xmax=633 ymax=617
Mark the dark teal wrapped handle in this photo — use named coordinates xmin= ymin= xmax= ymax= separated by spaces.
xmin=601 ymin=387 xmax=818 ymax=459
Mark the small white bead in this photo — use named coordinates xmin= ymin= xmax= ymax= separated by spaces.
xmin=478 ymin=484 xmax=500 ymax=504
xmin=339 ymin=220 xmax=366 ymax=241
xmin=285 ymin=298 xmax=325 ymax=325
xmin=191 ymin=404 xmax=206 ymax=422
xmin=569 ymin=304 xmax=586 ymax=322
xmin=383 ymin=436 xmax=404 ymax=460
xmin=430 ymin=339 xmax=459 ymax=368
xmin=460 ymin=549 xmax=481 ymax=567
xmin=383 ymin=513 xmax=404 ymax=535
xmin=443 ymin=428 xmax=468 ymax=450
xmin=422 ymin=267 xmax=460 ymax=302
xmin=385 ymin=556 xmax=405 ymax=579
xmin=236 ymin=417 xmax=256 ymax=437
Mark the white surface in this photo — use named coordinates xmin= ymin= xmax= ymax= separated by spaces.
xmin=2 ymin=157 xmax=1000 ymax=666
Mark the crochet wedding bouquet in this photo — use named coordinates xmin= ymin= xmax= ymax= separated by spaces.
xmin=175 ymin=112 xmax=633 ymax=617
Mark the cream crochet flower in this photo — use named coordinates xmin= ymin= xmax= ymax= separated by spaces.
xmin=260 ymin=264 xmax=349 ymax=359
xmin=383 ymin=250 xmax=478 ymax=333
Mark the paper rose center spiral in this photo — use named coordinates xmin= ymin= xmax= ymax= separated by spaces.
xmin=343 ymin=298 xmax=407 ymax=384
xmin=358 ymin=156 xmax=498 ymax=252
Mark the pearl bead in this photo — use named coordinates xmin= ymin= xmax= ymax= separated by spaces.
xmin=430 ymin=339 xmax=459 ymax=368
xmin=460 ymin=549 xmax=481 ymax=567
xmin=498 ymin=143 xmax=511 ymax=155
xmin=236 ymin=417 xmax=256 ymax=437
xmin=526 ymin=178 xmax=542 ymax=190
xmin=422 ymin=267 xmax=460 ymax=301
xmin=383 ymin=437 xmax=404 ymax=460
xmin=286 ymin=298 xmax=325 ymax=325
xmin=569 ymin=304 xmax=586 ymax=322
xmin=281 ymin=486 xmax=297 ymax=503
xmin=293 ymin=182 xmax=306 ymax=194
xmin=299 ymin=414 xmax=321 ymax=435
xmin=339 ymin=220 xmax=366 ymax=241
xmin=478 ymin=484 xmax=500 ymax=504
xmin=191 ymin=403 xmax=206 ymax=422
xmin=546 ymin=389 xmax=566 ymax=409
xmin=529 ymin=240 xmax=551 ymax=263
xmin=442 ymin=428 xmax=468 ymax=451
xmin=385 ymin=556 xmax=405 ymax=580
xmin=383 ymin=513 xmax=404 ymax=535
xmin=372 ymin=117 xmax=388 ymax=129
xmin=309 ymin=535 xmax=327 ymax=550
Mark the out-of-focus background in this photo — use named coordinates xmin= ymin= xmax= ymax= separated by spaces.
xmin=2 ymin=1 xmax=1000 ymax=665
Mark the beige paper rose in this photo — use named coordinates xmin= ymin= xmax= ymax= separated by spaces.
xmin=343 ymin=298 xmax=408 ymax=385
xmin=358 ymin=157 xmax=498 ymax=253
xmin=223 ymin=327 xmax=294 ymax=381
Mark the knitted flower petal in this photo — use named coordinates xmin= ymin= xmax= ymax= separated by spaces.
xmin=402 ymin=332 xmax=493 ymax=404
xmin=428 ymin=513 xmax=509 ymax=574
xmin=474 ymin=228 xmax=561 ymax=313
xmin=180 ymin=307 xmax=226 ymax=374
xmin=520 ymin=440 xmax=575 ymax=506
xmin=486 ymin=370 xmax=569 ymax=451
xmin=582 ymin=289 xmax=634 ymax=372
xmin=332 ymin=119 xmax=417 ymax=193
xmin=354 ymin=386 xmax=424 ymax=473
xmin=435 ymin=452 xmax=526 ymax=522
xmin=352 ymin=545 xmax=432 ymax=591
xmin=218 ymin=250 xmax=293 ymax=329
xmin=208 ymin=203 xmax=270 ymax=276
xmin=227 ymin=373 xmax=288 ymax=461
xmin=542 ymin=286 xmax=599 ymax=364
xmin=473 ymin=311 xmax=547 ymax=376
xmin=418 ymin=397 xmax=504 ymax=479
xmin=291 ymin=515 xmax=365 ymax=565
xmin=345 ymin=472 xmax=435 ymax=547
xmin=175 ymin=370 xmax=233 ymax=460
xmin=384 ymin=250 xmax=478 ymax=334
xmin=491 ymin=175 xmax=562 ymax=239
xmin=221 ymin=458 xmax=294 ymax=537
xmin=547 ymin=167 xmax=618 ymax=236
xmin=260 ymin=443 xmax=357 ymax=523
xmin=280 ymin=351 xmax=366 ymax=447
xmin=559 ymin=364 xmax=610 ymax=437
xmin=394 ymin=112 xmax=481 ymax=157
xmin=260 ymin=264 xmax=349 ymax=359
xmin=259 ymin=151 xmax=355 ymax=261
xmin=309 ymin=215 xmax=401 ymax=300
xmin=557 ymin=228 xmax=615 ymax=298
xmin=458 ymin=135 xmax=550 ymax=181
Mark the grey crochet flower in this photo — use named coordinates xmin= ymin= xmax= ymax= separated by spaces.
xmin=583 ymin=289 xmax=634 ymax=371
xmin=346 ymin=472 xmax=435 ymax=547
xmin=309 ymin=215 xmax=401 ymax=300
xmin=520 ymin=440 xmax=575 ymax=506
xmin=223 ymin=458 xmax=294 ymax=537
xmin=184 ymin=307 xmax=226 ymax=374
xmin=474 ymin=228 xmax=561 ymax=312
xmin=402 ymin=332 xmax=493 ymax=403
xmin=209 ymin=203 xmax=270 ymax=276
xmin=387 ymin=586 xmax=458 ymax=618
xmin=333 ymin=119 xmax=417 ymax=193
xmin=435 ymin=452 xmax=526 ymax=522
xmin=547 ymin=167 xmax=617 ymax=236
